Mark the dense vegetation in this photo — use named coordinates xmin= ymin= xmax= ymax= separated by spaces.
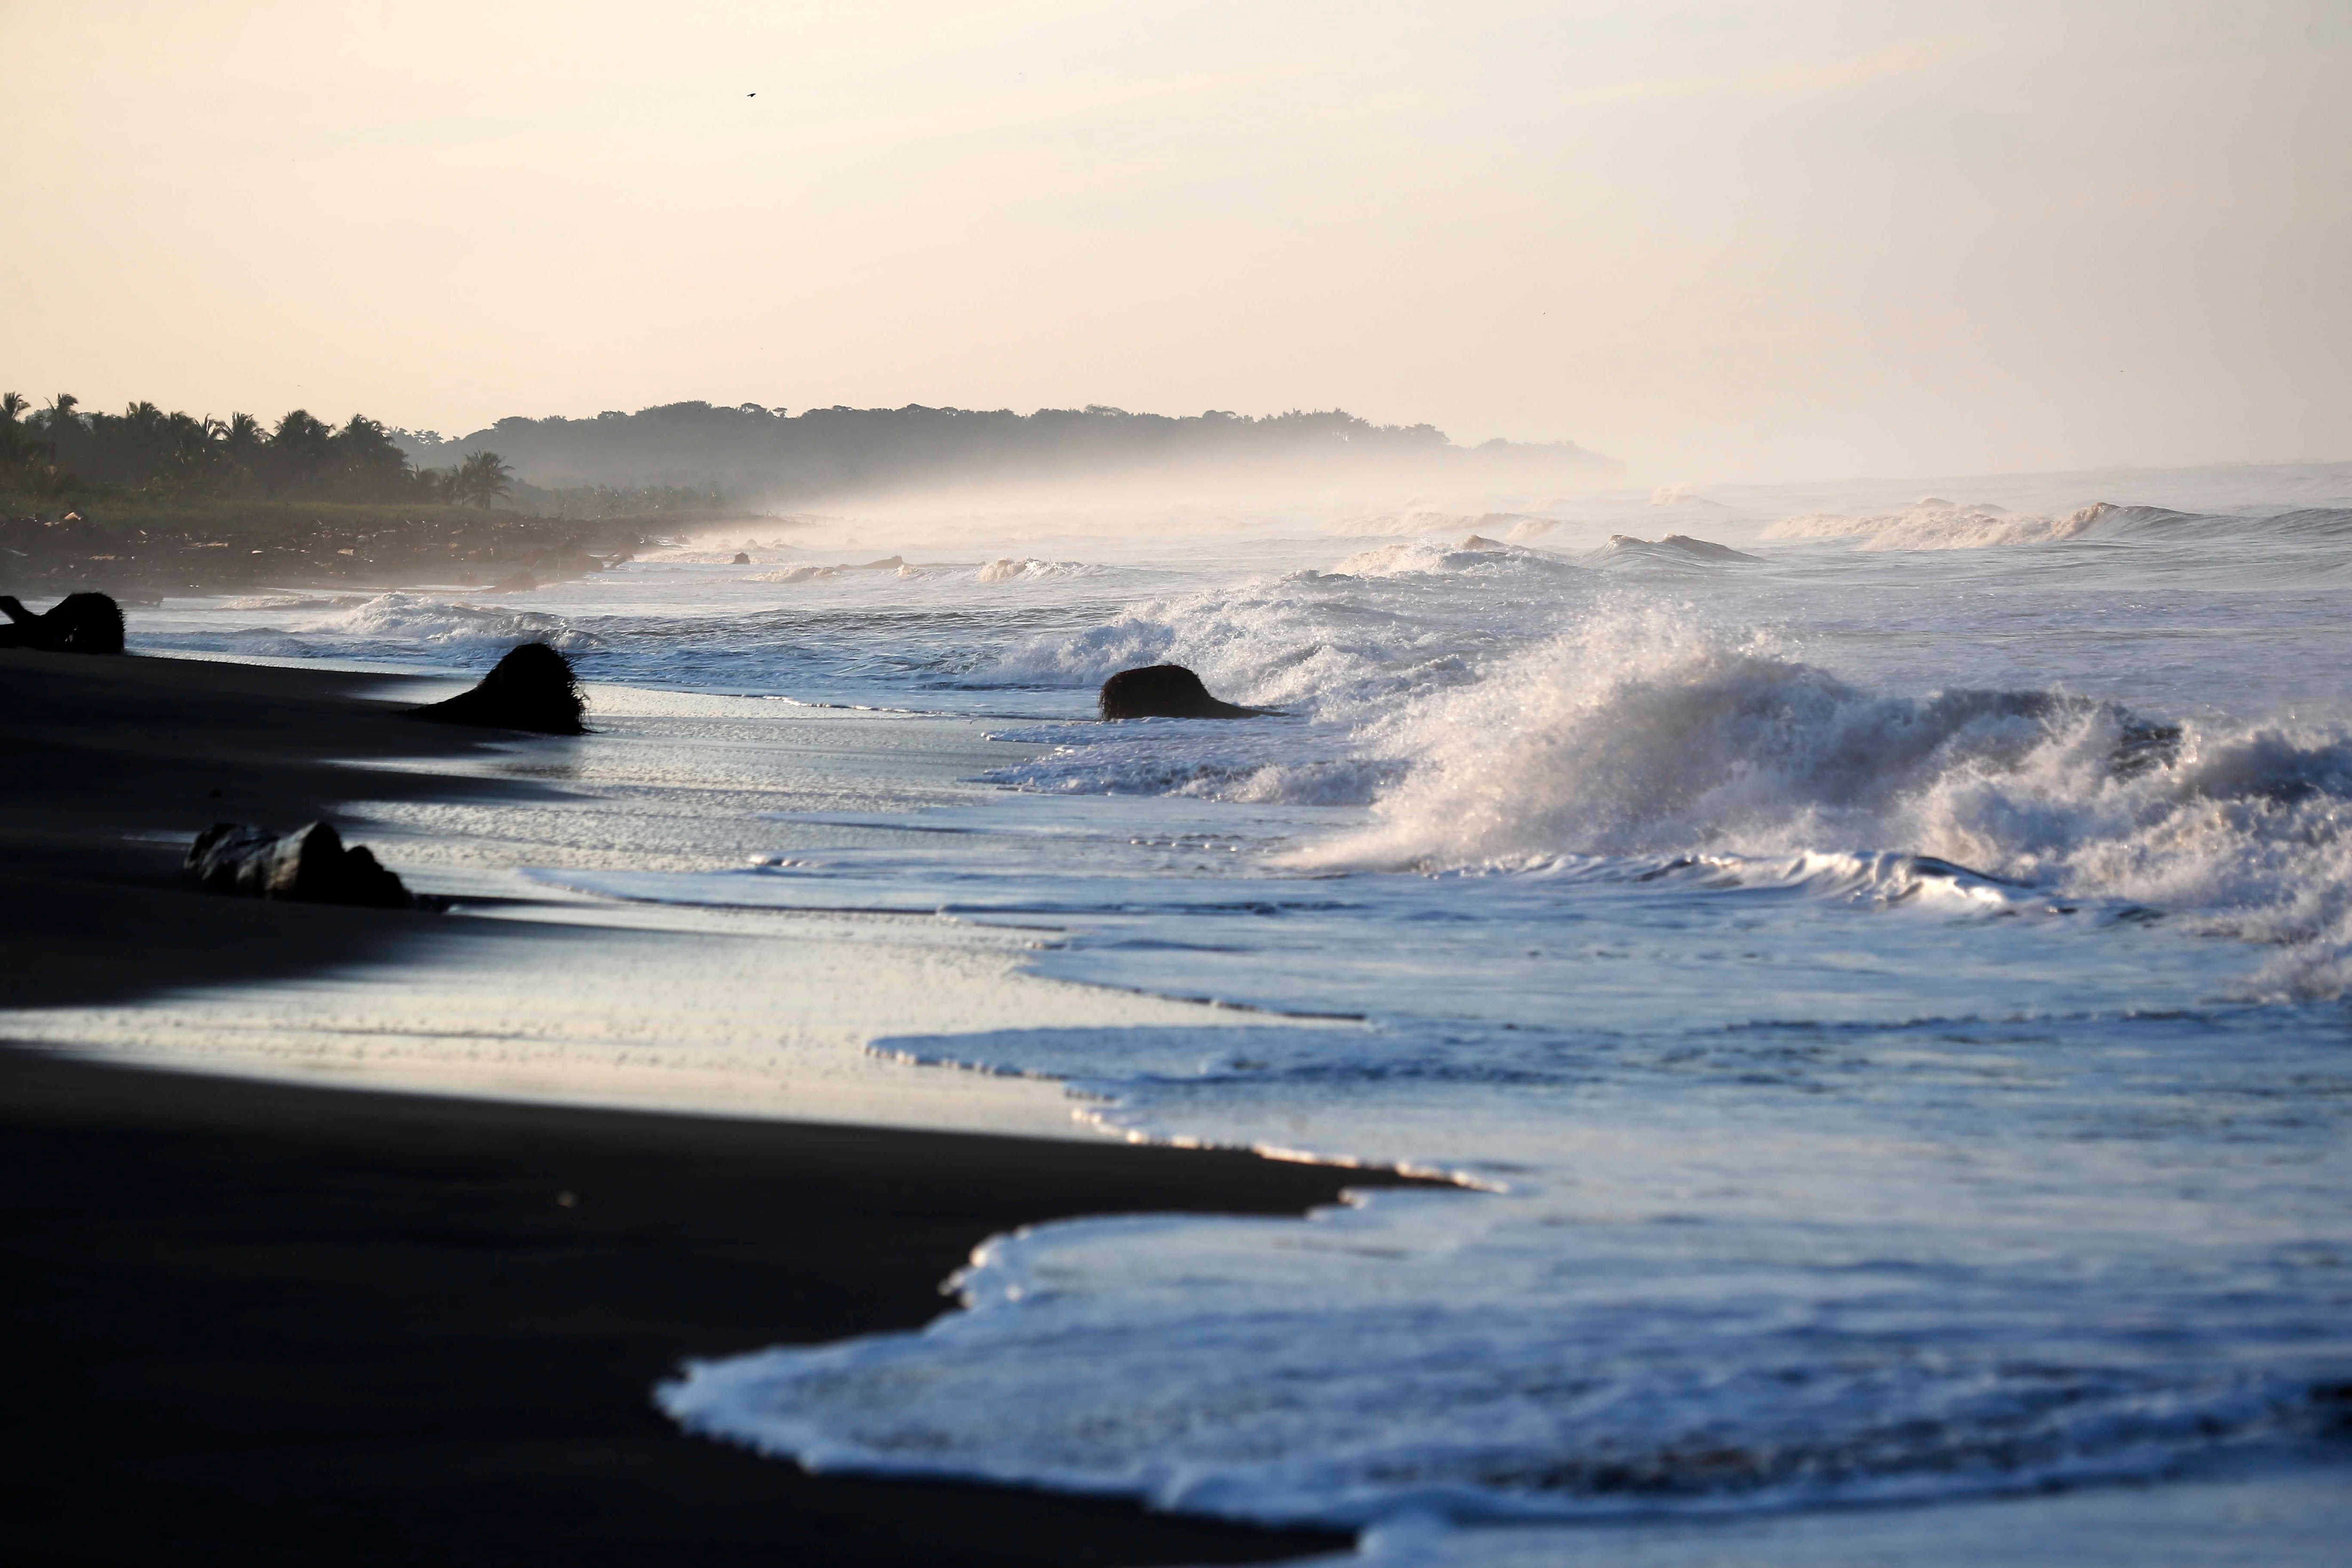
xmin=0 ymin=392 xmax=719 ymax=600
xmin=401 ymin=401 xmax=1619 ymax=497
xmin=1 ymin=391 xmax=514 ymax=506
xmin=0 ymin=386 xmax=1615 ymax=603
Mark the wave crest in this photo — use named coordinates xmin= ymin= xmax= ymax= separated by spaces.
xmin=286 ymin=591 xmax=598 ymax=651
xmin=1765 ymin=500 xmax=2352 ymax=552
xmin=1298 ymin=608 xmax=2352 ymax=989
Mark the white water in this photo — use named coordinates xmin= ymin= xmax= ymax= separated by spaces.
xmin=129 ymin=462 xmax=2352 ymax=1560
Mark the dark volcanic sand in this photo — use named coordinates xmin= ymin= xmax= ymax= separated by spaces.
xmin=0 ymin=648 xmax=1401 ymax=1565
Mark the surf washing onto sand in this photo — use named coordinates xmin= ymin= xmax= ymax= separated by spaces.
xmin=133 ymin=463 xmax=2352 ymax=1562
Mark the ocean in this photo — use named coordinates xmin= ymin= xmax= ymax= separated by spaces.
xmin=123 ymin=463 xmax=2352 ymax=1561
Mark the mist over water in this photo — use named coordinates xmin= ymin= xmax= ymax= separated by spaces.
xmin=133 ymin=461 xmax=2352 ymax=1560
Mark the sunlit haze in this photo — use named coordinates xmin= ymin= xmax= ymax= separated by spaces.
xmin=6 ymin=1 xmax=2348 ymax=481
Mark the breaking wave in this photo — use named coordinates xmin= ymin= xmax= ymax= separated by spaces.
xmin=1295 ymin=607 xmax=2352 ymax=993
xmin=133 ymin=590 xmax=599 ymax=663
xmin=1765 ymin=500 xmax=2352 ymax=552
xmin=975 ymin=557 xmax=1106 ymax=583
xmin=1329 ymin=539 xmax=1582 ymax=580
xmin=282 ymin=591 xmax=596 ymax=650
xmin=983 ymin=577 xmax=1500 ymax=717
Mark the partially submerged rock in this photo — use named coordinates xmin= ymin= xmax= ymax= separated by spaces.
xmin=0 ymin=592 xmax=125 ymax=653
xmin=1099 ymin=664 xmax=1268 ymax=720
xmin=408 ymin=642 xmax=586 ymax=735
xmin=186 ymin=821 xmax=419 ymax=908
xmin=731 ymin=552 xmax=751 ymax=565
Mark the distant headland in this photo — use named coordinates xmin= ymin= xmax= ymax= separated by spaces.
xmin=0 ymin=389 xmax=1618 ymax=599
xmin=395 ymin=400 xmax=1622 ymax=500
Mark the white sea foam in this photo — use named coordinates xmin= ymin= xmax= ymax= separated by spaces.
xmin=664 ymin=1009 xmax=2351 ymax=1538
xmin=975 ymin=556 xmax=1104 ymax=583
xmin=1328 ymin=538 xmax=1580 ymax=580
xmin=276 ymin=591 xmax=594 ymax=650
xmin=747 ymin=565 xmax=842 ymax=583
xmin=1765 ymin=499 xmax=2352 ymax=552
xmin=1295 ymin=606 xmax=2352 ymax=993
xmin=1764 ymin=499 xmax=2099 ymax=550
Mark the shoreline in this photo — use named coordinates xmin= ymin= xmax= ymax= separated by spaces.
xmin=0 ymin=647 xmax=1405 ymax=1563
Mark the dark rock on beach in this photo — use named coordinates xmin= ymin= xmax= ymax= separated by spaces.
xmin=186 ymin=821 xmax=419 ymax=909
xmin=408 ymin=642 xmax=587 ymax=735
xmin=0 ymin=591 xmax=125 ymax=653
xmin=1099 ymin=663 xmax=1267 ymax=720
xmin=731 ymin=552 xmax=751 ymax=565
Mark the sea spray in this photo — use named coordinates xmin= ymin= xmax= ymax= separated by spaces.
xmin=1292 ymin=605 xmax=2352 ymax=993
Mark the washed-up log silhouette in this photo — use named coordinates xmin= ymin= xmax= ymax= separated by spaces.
xmin=407 ymin=642 xmax=586 ymax=735
xmin=186 ymin=821 xmax=419 ymax=908
xmin=1098 ymin=664 xmax=1268 ymax=720
xmin=0 ymin=592 xmax=125 ymax=653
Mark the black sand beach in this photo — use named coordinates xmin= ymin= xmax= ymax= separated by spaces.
xmin=0 ymin=649 xmax=1391 ymax=1564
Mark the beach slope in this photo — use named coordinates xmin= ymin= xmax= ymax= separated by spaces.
xmin=0 ymin=648 xmax=1385 ymax=1564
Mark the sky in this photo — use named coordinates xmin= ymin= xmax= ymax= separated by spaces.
xmin=4 ymin=0 xmax=2348 ymax=483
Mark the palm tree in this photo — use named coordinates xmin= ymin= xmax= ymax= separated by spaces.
xmin=34 ymin=393 xmax=81 ymax=467
xmin=0 ymin=392 xmax=25 ymax=425
xmin=454 ymin=450 xmax=513 ymax=509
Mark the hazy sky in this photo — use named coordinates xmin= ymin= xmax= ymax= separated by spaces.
xmin=6 ymin=1 xmax=2347 ymax=482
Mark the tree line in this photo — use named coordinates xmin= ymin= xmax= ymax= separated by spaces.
xmin=1 ymin=392 xmax=515 ymax=508
xmin=400 ymin=401 xmax=1617 ymax=497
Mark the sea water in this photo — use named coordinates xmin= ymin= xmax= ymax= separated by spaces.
xmin=129 ymin=466 xmax=2352 ymax=1560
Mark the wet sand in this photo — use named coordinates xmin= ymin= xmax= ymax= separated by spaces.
xmin=0 ymin=648 xmax=1393 ymax=1564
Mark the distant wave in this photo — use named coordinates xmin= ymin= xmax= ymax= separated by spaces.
xmin=135 ymin=590 xmax=598 ymax=663
xmin=286 ymin=591 xmax=596 ymax=649
xmin=1765 ymin=499 xmax=2352 ymax=551
xmin=1576 ymin=533 xmax=1761 ymax=570
xmin=975 ymin=557 xmax=1106 ymax=583
xmin=1328 ymin=538 xmax=1582 ymax=580
xmin=1331 ymin=509 xmax=1556 ymax=539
